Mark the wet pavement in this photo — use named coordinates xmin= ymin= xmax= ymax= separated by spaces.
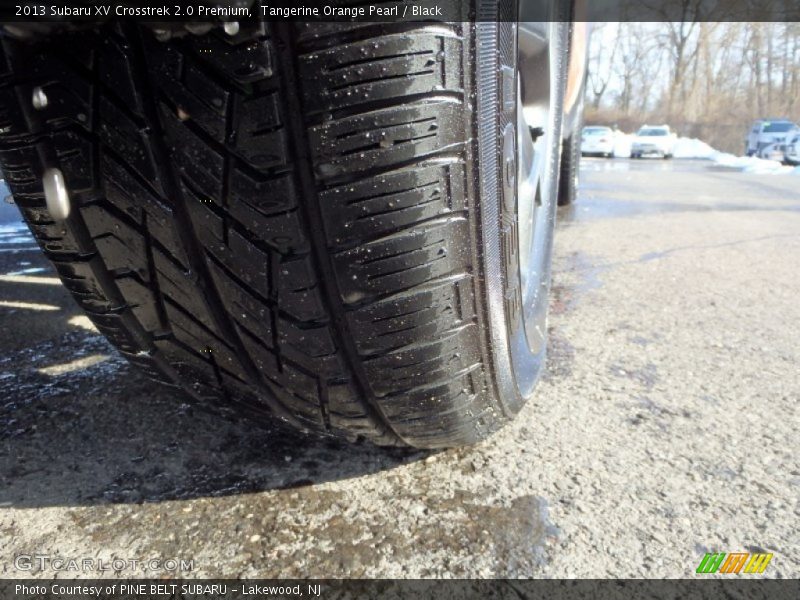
xmin=1 ymin=160 xmax=799 ymax=578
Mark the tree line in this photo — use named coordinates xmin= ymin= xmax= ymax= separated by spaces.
xmin=585 ymin=22 xmax=800 ymax=153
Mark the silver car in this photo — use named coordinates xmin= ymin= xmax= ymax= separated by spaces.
xmin=746 ymin=119 xmax=798 ymax=157
xmin=785 ymin=132 xmax=800 ymax=166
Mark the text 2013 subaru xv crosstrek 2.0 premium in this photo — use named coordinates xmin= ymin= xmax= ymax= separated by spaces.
xmin=0 ymin=1 xmax=588 ymax=448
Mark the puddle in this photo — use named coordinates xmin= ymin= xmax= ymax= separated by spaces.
xmin=6 ymin=267 xmax=47 ymax=276
xmin=274 ymin=490 xmax=557 ymax=577
xmin=0 ymin=219 xmax=43 ymax=269
xmin=580 ymin=157 xmax=714 ymax=173
xmin=460 ymin=494 xmax=558 ymax=573
xmin=0 ymin=221 xmax=37 ymax=255
xmin=65 ymin=482 xmax=557 ymax=577
xmin=0 ymin=331 xmax=126 ymax=410
xmin=559 ymin=196 xmax=800 ymax=224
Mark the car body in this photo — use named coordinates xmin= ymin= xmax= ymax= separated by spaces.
xmin=631 ymin=125 xmax=677 ymax=159
xmin=580 ymin=126 xmax=615 ymax=157
xmin=561 ymin=12 xmax=590 ymax=149
xmin=784 ymin=132 xmax=800 ymax=166
xmin=519 ymin=5 xmax=590 ymax=207
xmin=746 ymin=119 xmax=798 ymax=158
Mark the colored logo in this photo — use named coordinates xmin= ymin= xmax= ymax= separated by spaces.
xmin=696 ymin=552 xmax=773 ymax=574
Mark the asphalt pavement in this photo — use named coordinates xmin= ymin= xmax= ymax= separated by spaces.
xmin=1 ymin=159 xmax=798 ymax=578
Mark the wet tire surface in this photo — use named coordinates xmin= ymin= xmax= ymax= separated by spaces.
xmin=0 ymin=22 xmax=512 ymax=448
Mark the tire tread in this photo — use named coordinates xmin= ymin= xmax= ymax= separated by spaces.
xmin=0 ymin=20 xmax=502 ymax=447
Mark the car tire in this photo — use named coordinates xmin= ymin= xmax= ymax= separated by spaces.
xmin=0 ymin=14 xmax=568 ymax=448
xmin=558 ymin=129 xmax=580 ymax=206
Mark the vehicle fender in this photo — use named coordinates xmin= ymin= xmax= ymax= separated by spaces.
xmin=563 ymin=0 xmax=589 ymax=139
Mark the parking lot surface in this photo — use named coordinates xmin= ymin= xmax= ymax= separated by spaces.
xmin=1 ymin=158 xmax=798 ymax=578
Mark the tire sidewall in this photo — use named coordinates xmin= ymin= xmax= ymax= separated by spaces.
xmin=475 ymin=15 xmax=568 ymax=417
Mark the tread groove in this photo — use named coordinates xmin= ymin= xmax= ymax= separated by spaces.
xmin=141 ymin=210 xmax=170 ymax=331
xmin=125 ymin=23 xmax=300 ymax=426
xmin=274 ymin=22 xmax=404 ymax=444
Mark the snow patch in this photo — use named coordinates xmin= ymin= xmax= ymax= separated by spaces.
xmin=612 ymin=133 xmax=633 ymax=158
xmin=602 ymin=131 xmax=799 ymax=174
xmin=709 ymin=152 xmax=794 ymax=174
xmin=672 ymin=138 xmax=717 ymax=159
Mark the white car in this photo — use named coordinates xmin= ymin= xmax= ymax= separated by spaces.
xmin=631 ymin=125 xmax=677 ymax=159
xmin=785 ymin=132 xmax=800 ymax=165
xmin=746 ymin=119 xmax=798 ymax=157
xmin=581 ymin=126 xmax=615 ymax=158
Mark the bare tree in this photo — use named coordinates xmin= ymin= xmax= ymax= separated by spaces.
xmin=614 ymin=23 xmax=658 ymax=115
xmin=586 ymin=23 xmax=621 ymax=110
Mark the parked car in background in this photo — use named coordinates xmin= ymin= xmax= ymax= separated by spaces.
xmin=580 ymin=126 xmax=615 ymax=157
xmin=745 ymin=119 xmax=798 ymax=157
xmin=784 ymin=132 xmax=800 ymax=165
xmin=630 ymin=125 xmax=676 ymax=159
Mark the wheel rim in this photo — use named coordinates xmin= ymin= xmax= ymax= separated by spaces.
xmin=474 ymin=13 xmax=565 ymax=409
xmin=510 ymin=19 xmax=563 ymax=397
